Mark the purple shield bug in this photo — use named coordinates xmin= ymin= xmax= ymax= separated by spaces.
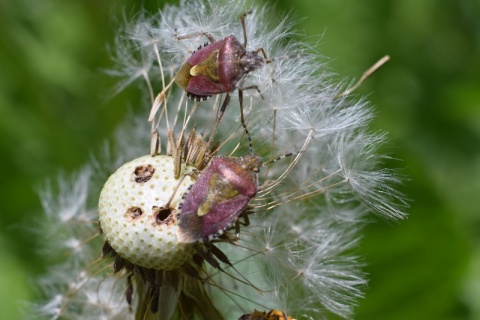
xmin=174 ymin=11 xmax=269 ymax=127
xmin=174 ymin=34 xmax=265 ymax=101
xmin=176 ymin=121 xmax=297 ymax=243
xmin=176 ymin=154 xmax=262 ymax=243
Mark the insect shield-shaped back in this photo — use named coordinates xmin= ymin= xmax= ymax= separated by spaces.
xmin=177 ymin=154 xmax=262 ymax=243
xmin=174 ymin=35 xmax=264 ymax=101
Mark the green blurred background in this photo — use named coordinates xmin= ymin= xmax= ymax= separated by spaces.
xmin=1 ymin=0 xmax=479 ymax=319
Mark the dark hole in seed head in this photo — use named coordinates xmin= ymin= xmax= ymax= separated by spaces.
xmin=154 ymin=206 xmax=172 ymax=224
xmin=133 ymin=164 xmax=155 ymax=183
xmin=126 ymin=206 xmax=143 ymax=219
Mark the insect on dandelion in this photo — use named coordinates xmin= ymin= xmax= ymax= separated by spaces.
xmin=174 ymin=10 xmax=267 ymax=103
xmin=30 ymin=1 xmax=408 ymax=320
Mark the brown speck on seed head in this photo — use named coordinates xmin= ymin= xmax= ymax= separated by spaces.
xmin=133 ymin=164 xmax=155 ymax=183
xmin=126 ymin=206 xmax=143 ymax=219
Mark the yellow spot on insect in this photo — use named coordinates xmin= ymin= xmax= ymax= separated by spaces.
xmin=197 ymin=173 xmax=239 ymax=216
xmin=190 ymin=50 xmax=219 ymax=82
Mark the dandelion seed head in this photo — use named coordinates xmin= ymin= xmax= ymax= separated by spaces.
xmin=98 ymin=155 xmax=197 ymax=270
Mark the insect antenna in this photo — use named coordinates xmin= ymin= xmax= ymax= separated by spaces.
xmin=240 ymin=10 xmax=253 ymax=48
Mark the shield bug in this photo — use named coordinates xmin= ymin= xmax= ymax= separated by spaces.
xmin=238 ymin=309 xmax=296 ymax=320
xmin=174 ymin=11 xmax=269 ymax=127
xmin=176 ymin=120 xmax=297 ymax=243
xmin=176 ymin=153 xmax=262 ymax=243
